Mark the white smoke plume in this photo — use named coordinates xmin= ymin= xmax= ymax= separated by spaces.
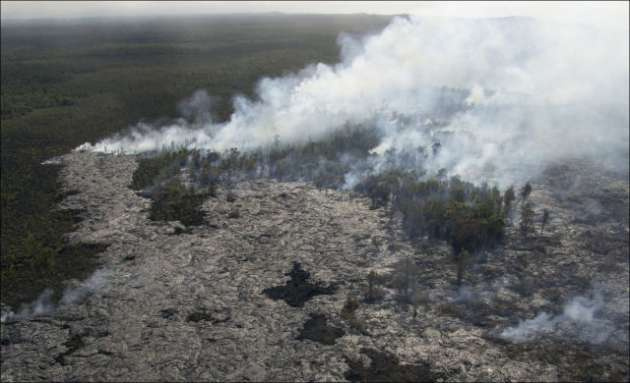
xmin=500 ymin=290 xmax=625 ymax=348
xmin=0 ymin=269 xmax=109 ymax=323
xmin=0 ymin=289 xmax=55 ymax=323
xmin=77 ymin=15 xmax=629 ymax=186
xmin=59 ymin=269 xmax=109 ymax=306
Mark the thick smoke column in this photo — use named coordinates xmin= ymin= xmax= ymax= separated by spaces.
xmin=78 ymin=16 xmax=629 ymax=185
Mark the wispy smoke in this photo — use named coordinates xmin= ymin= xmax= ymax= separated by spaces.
xmin=500 ymin=290 xmax=625 ymax=348
xmin=0 ymin=289 xmax=55 ymax=323
xmin=77 ymin=16 xmax=629 ymax=186
xmin=59 ymin=269 xmax=109 ymax=306
xmin=1 ymin=270 xmax=109 ymax=323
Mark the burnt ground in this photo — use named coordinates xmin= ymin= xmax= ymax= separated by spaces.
xmin=1 ymin=151 xmax=628 ymax=382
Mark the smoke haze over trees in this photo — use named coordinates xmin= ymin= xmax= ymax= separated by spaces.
xmin=2 ymin=8 xmax=629 ymax=381
xmin=81 ymin=16 xmax=629 ymax=187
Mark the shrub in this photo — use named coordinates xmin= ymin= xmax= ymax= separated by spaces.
xmin=148 ymin=179 xmax=207 ymax=226
xmin=519 ymin=201 xmax=535 ymax=238
xmin=364 ymin=271 xmax=385 ymax=303
xmin=341 ymin=295 xmax=360 ymax=319
xmin=503 ymin=186 xmax=516 ymax=217
xmin=130 ymin=149 xmax=189 ymax=190
xmin=227 ymin=208 xmax=240 ymax=219
xmin=520 ymin=182 xmax=532 ymax=200
xmin=391 ymin=257 xmax=420 ymax=304
xmin=340 ymin=295 xmax=368 ymax=334
xmin=455 ymin=250 xmax=470 ymax=287
xmin=540 ymin=208 xmax=550 ymax=234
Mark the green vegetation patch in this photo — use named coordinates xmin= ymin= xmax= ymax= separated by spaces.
xmin=130 ymin=125 xmax=509 ymax=258
xmin=1 ymin=229 xmax=107 ymax=309
xmin=131 ymin=150 xmax=213 ymax=227
xmin=130 ymin=149 xmax=190 ymax=190
xmin=147 ymin=179 xmax=209 ymax=227
xmin=129 ymin=126 xmax=382 ymax=228
xmin=359 ymin=173 xmax=509 ymax=255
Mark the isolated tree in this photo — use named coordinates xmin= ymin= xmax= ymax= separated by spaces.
xmin=520 ymin=182 xmax=532 ymax=200
xmin=190 ymin=150 xmax=201 ymax=170
xmin=503 ymin=186 xmax=516 ymax=217
xmin=341 ymin=295 xmax=367 ymax=334
xmin=360 ymin=174 xmax=391 ymax=209
xmin=365 ymin=271 xmax=384 ymax=303
xmin=341 ymin=295 xmax=360 ymax=319
xmin=198 ymin=164 xmax=218 ymax=197
xmin=436 ymin=167 xmax=447 ymax=181
xmin=411 ymin=290 xmax=429 ymax=319
xmin=455 ymin=249 xmax=469 ymax=287
xmin=519 ymin=201 xmax=535 ymax=237
xmin=432 ymin=142 xmax=442 ymax=156
xmin=393 ymin=257 xmax=419 ymax=303
xmin=540 ymin=208 xmax=550 ymax=235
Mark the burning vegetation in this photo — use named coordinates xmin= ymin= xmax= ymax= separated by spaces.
xmin=128 ymin=128 xmax=544 ymax=293
xmin=2 ymin=10 xmax=628 ymax=383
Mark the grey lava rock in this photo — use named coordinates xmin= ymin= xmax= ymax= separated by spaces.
xmin=1 ymin=152 xmax=628 ymax=382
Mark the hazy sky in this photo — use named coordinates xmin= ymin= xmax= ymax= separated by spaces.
xmin=1 ymin=1 xmax=628 ymax=29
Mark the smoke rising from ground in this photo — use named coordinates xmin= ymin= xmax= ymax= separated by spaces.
xmin=1 ymin=270 xmax=109 ymax=323
xmin=77 ymin=16 xmax=629 ymax=186
xmin=500 ymin=289 xmax=627 ymax=350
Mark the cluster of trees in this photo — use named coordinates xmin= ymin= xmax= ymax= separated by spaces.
xmin=132 ymin=126 xmax=553 ymax=284
xmin=131 ymin=134 xmax=557 ymax=297
xmin=134 ymin=125 xmax=381 ymax=213
xmin=135 ymin=136 xmax=557 ymax=251
xmin=147 ymin=179 xmax=208 ymax=226
xmin=131 ymin=150 xmax=211 ymax=226
xmin=258 ymin=126 xmax=380 ymax=187
xmin=517 ymin=182 xmax=550 ymax=237
xmin=131 ymin=149 xmax=190 ymax=190
xmin=356 ymin=174 xmax=554 ymax=289
xmin=129 ymin=127 xmax=373 ymax=229
xmin=359 ymin=176 xmax=554 ymax=287
xmin=358 ymin=172 xmax=509 ymax=255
